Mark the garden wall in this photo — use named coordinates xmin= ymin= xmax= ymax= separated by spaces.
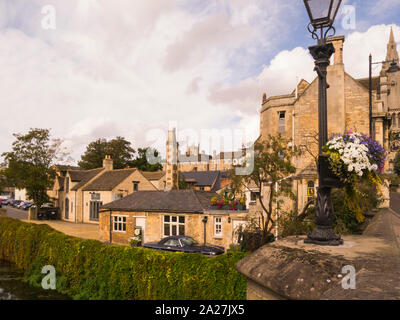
xmin=0 ymin=217 xmax=247 ymax=300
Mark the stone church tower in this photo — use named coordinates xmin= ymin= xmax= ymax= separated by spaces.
xmin=378 ymin=27 xmax=400 ymax=167
xmin=259 ymin=27 xmax=399 ymax=212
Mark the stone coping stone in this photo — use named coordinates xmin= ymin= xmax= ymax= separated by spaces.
xmin=236 ymin=208 xmax=400 ymax=300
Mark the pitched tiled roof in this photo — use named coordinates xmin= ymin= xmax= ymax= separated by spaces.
xmin=357 ymin=76 xmax=380 ymax=92
xmin=182 ymin=171 xmax=220 ymax=190
xmin=140 ymin=171 xmax=165 ymax=181
xmin=82 ymin=168 xmax=137 ymax=191
xmin=70 ymin=168 xmax=104 ymax=191
xmin=101 ymin=190 xmax=217 ymax=213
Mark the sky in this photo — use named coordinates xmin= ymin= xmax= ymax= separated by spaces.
xmin=0 ymin=0 xmax=399 ymax=164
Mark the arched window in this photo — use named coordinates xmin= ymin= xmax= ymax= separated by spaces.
xmin=66 ymin=178 xmax=70 ymax=194
xmin=65 ymin=198 xmax=69 ymax=220
xmin=307 ymin=181 xmax=315 ymax=202
xmin=392 ymin=113 xmax=397 ymax=128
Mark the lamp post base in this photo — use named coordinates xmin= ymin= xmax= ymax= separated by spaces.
xmin=304 ymin=226 xmax=343 ymax=246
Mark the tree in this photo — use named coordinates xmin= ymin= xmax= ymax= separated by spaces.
xmin=1 ymin=128 xmax=66 ymax=205
xmin=298 ymin=130 xmax=319 ymax=167
xmin=129 ymin=148 xmax=163 ymax=172
xmin=78 ymin=137 xmax=135 ymax=170
xmin=231 ymin=134 xmax=300 ymax=244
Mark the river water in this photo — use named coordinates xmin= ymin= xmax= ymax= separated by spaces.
xmin=0 ymin=260 xmax=71 ymax=300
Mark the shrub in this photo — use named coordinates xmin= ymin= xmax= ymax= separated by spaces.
xmin=279 ymin=207 xmax=315 ymax=238
xmin=0 ymin=218 xmax=248 ymax=300
xmin=331 ymin=181 xmax=382 ymax=234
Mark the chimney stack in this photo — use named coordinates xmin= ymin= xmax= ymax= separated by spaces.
xmin=166 ymin=129 xmax=179 ymax=191
xmin=327 ymin=36 xmax=345 ymax=65
xmin=262 ymin=93 xmax=267 ymax=104
xmin=103 ymin=155 xmax=113 ymax=171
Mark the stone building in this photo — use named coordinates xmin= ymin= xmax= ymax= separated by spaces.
xmin=163 ymin=133 xmax=249 ymax=173
xmin=48 ymin=155 xmax=166 ymax=224
xmin=99 ymin=190 xmax=248 ymax=249
xmin=259 ymin=28 xmax=399 ymax=212
xmin=99 ymin=130 xmax=248 ymax=249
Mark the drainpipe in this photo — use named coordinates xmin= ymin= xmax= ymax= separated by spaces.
xmin=202 ymin=216 xmax=208 ymax=246
xmin=292 ymin=110 xmax=295 ymax=150
xmin=109 ymin=210 xmax=112 ymax=244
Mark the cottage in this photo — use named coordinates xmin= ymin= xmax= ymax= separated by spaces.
xmin=99 ymin=190 xmax=248 ymax=250
xmin=49 ymin=155 xmax=166 ymax=223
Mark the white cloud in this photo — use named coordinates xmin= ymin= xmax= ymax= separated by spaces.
xmin=208 ymin=47 xmax=315 ymax=111
xmin=0 ymin=0 xmax=398 ymax=165
xmin=344 ymin=24 xmax=400 ymax=78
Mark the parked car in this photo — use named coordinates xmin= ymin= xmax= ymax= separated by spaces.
xmin=12 ymin=200 xmax=23 ymax=208
xmin=20 ymin=202 xmax=33 ymax=210
xmin=143 ymin=236 xmax=225 ymax=256
xmin=16 ymin=202 xmax=26 ymax=209
xmin=37 ymin=207 xmax=58 ymax=220
xmin=2 ymin=199 xmax=11 ymax=206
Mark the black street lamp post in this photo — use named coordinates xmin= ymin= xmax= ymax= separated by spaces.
xmin=303 ymin=0 xmax=344 ymax=246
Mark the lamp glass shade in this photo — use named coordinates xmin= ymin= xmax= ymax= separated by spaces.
xmin=304 ymin=0 xmax=342 ymax=29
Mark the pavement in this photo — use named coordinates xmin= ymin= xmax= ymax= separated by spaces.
xmin=236 ymin=192 xmax=400 ymax=300
xmin=3 ymin=206 xmax=100 ymax=241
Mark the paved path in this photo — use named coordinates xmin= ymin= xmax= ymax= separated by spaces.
xmin=4 ymin=206 xmax=100 ymax=241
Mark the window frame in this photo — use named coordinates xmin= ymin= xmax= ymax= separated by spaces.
xmin=163 ymin=215 xmax=185 ymax=237
xmin=278 ymin=111 xmax=286 ymax=133
xmin=307 ymin=181 xmax=315 ymax=202
xmin=214 ymin=217 xmax=223 ymax=238
xmin=89 ymin=200 xmax=102 ymax=221
xmin=113 ymin=215 xmax=127 ymax=233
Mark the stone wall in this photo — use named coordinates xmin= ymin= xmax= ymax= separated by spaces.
xmin=236 ymin=208 xmax=400 ymax=300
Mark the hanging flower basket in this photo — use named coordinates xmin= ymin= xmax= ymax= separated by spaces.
xmin=322 ymin=131 xmax=386 ymax=223
xmin=323 ymin=132 xmax=386 ymax=183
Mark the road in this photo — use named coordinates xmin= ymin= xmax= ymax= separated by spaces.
xmin=3 ymin=206 xmax=100 ymax=241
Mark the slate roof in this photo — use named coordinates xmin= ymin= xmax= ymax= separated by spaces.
xmin=140 ymin=171 xmax=165 ymax=181
xmin=182 ymin=171 xmax=221 ymax=190
xmin=82 ymin=168 xmax=137 ymax=191
xmin=70 ymin=168 xmax=104 ymax=191
xmin=357 ymin=76 xmax=380 ymax=92
xmin=101 ymin=190 xmax=217 ymax=213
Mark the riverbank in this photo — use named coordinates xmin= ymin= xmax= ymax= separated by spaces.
xmin=0 ymin=217 xmax=247 ymax=300
xmin=0 ymin=260 xmax=70 ymax=300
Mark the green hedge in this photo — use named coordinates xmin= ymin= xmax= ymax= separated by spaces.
xmin=0 ymin=217 xmax=248 ymax=300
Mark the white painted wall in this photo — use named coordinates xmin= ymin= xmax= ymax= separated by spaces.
xmin=15 ymin=188 xmax=28 ymax=202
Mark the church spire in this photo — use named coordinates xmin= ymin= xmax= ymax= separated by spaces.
xmin=386 ymin=26 xmax=399 ymax=63
xmin=382 ymin=26 xmax=399 ymax=74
